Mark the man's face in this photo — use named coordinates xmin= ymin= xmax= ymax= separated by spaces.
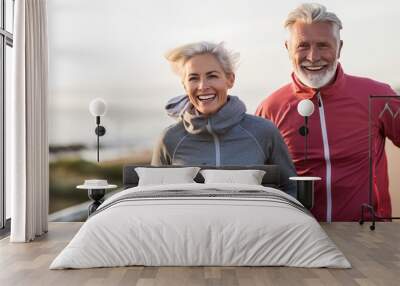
xmin=286 ymin=21 xmax=343 ymax=89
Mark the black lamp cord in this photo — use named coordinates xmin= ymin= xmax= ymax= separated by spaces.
xmin=305 ymin=116 xmax=308 ymax=161
xmin=96 ymin=116 xmax=100 ymax=162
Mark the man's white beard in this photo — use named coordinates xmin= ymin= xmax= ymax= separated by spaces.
xmin=293 ymin=60 xmax=338 ymax=89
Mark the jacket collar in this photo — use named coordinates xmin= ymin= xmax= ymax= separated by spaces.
xmin=291 ymin=63 xmax=346 ymax=99
xmin=182 ymin=95 xmax=246 ymax=135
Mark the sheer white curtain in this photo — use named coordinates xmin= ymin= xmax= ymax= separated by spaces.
xmin=8 ymin=0 xmax=49 ymax=242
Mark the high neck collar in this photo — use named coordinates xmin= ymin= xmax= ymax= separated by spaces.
xmin=181 ymin=96 xmax=247 ymax=135
xmin=291 ymin=63 xmax=346 ymax=99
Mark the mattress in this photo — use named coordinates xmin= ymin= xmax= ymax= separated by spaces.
xmin=50 ymin=183 xmax=351 ymax=269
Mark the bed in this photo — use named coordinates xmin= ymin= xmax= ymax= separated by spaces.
xmin=50 ymin=165 xmax=350 ymax=269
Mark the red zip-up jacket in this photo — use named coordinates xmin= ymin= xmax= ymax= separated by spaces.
xmin=256 ymin=64 xmax=400 ymax=221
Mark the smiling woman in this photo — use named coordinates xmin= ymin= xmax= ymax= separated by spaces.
xmin=182 ymin=53 xmax=235 ymax=116
xmin=166 ymin=42 xmax=237 ymax=116
xmin=150 ymin=41 xmax=298 ymax=197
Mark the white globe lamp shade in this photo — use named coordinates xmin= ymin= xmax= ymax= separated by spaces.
xmin=89 ymin=98 xmax=107 ymax=117
xmin=297 ymin=99 xmax=314 ymax=117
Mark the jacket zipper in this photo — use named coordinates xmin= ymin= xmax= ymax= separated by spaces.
xmin=206 ymin=119 xmax=221 ymax=166
xmin=317 ymin=92 xmax=333 ymax=223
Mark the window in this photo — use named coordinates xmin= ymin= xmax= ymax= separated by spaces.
xmin=0 ymin=0 xmax=14 ymax=230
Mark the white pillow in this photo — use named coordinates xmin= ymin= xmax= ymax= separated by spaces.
xmin=200 ymin=169 xmax=266 ymax=185
xmin=135 ymin=167 xmax=200 ymax=186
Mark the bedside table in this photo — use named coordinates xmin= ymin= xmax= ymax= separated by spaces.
xmin=77 ymin=180 xmax=117 ymax=216
xmin=289 ymin=176 xmax=321 ymax=210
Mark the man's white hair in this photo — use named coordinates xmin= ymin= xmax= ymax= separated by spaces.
xmin=285 ymin=3 xmax=342 ymax=40
xmin=165 ymin=41 xmax=239 ymax=77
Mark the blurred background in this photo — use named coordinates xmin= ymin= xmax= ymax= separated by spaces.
xmin=47 ymin=0 xmax=400 ymax=221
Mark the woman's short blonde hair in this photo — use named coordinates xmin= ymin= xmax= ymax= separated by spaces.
xmin=165 ymin=41 xmax=239 ymax=77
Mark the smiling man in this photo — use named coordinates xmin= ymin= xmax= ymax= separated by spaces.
xmin=256 ymin=3 xmax=400 ymax=222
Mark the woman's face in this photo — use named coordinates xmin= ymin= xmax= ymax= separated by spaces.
xmin=182 ymin=53 xmax=235 ymax=116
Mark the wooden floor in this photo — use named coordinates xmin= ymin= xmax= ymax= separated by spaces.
xmin=0 ymin=222 xmax=399 ymax=286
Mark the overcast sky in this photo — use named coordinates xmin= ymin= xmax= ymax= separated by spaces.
xmin=47 ymin=0 xmax=400 ymax=146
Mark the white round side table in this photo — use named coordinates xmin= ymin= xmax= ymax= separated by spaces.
xmin=77 ymin=180 xmax=117 ymax=216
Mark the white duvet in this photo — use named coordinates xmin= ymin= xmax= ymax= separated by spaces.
xmin=50 ymin=183 xmax=351 ymax=269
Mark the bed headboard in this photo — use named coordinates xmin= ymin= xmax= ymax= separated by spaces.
xmin=123 ymin=165 xmax=281 ymax=189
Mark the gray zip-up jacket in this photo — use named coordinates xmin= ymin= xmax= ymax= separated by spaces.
xmin=152 ymin=96 xmax=297 ymax=196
